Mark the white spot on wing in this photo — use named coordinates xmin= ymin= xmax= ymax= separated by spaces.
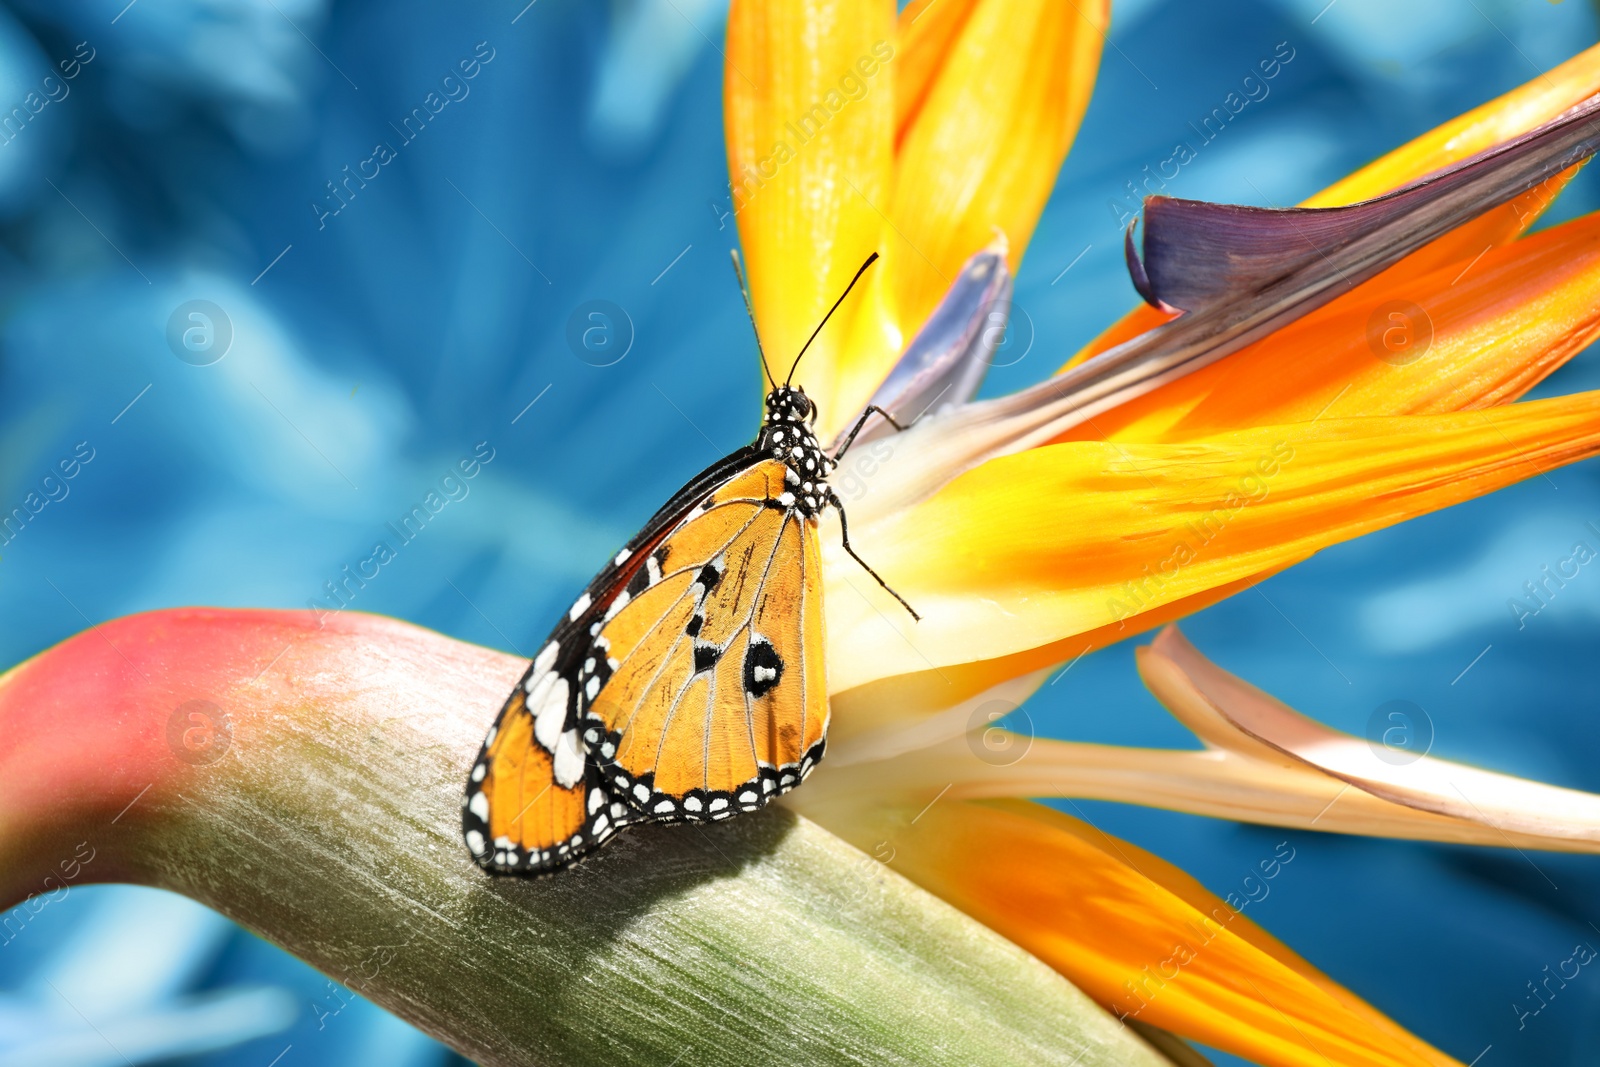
xmin=605 ymin=589 xmax=630 ymax=620
xmin=465 ymin=829 xmax=486 ymax=855
xmin=568 ymin=592 xmax=593 ymax=621
xmin=534 ymin=640 xmax=559 ymax=675
xmin=468 ymin=791 xmax=489 ymax=820
xmin=552 ymin=728 xmax=585 ymax=788
xmin=614 ymin=547 xmax=632 ymax=566
xmin=525 ymin=671 xmax=558 ymax=720
xmin=533 ymin=678 xmax=569 ymax=751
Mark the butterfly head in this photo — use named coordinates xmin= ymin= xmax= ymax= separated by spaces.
xmin=764 ymin=384 xmax=816 ymax=426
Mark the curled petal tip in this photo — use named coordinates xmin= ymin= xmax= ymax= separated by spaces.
xmin=1123 ymin=215 xmax=1177 ymax=313
xmin=1133 ymin=93 xmax=1600 ymax=319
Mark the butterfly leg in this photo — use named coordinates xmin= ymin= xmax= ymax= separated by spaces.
xmin=828 ymin=490 xmax=921 ymax=621
xmin=832 ymin=405 xmax=906 ymax=463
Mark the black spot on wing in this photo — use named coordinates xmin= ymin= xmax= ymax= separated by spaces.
xmin=693 ymin=642 xmax=722 ymax=674
xmin=685 ymin=613 xmax=704 ymax=638
xmin=743 ymin=636 xmax=783 ymax=697
xmin=625 ymin=564 xmax=651 ymax=598
xmin=695 ymin=560 xmax=723 ymax=596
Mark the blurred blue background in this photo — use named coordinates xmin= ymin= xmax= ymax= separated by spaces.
xmin=1 ymin=0 xmax=1598 ymax=1063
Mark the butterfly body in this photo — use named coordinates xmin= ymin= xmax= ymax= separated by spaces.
xmin=463 ymin=386 xmax=843 ymax=875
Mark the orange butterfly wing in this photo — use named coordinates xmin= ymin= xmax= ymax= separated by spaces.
xmin=463 ymin=639 xmax=631 ymax=873
xmin=588 ymin=459 xmax=828 ymax=821
xmin=463 ymin=451 xmax=828 ymax=874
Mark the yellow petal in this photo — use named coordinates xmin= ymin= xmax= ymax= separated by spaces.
xmin=726 ymin=0 xmax=899 ymax=431
xmin=828 ymin=567 xmax=1281 ymax=716
xmin=1065 ymin=43 xmax=1600 ymax=371
xmin=826 ymin=392 xmax=1600 ymax=689
xmin=1062 ymin=208 xmax=1600 ymax=443
xmin=889 ymin=0 xmax=1108 ymax=350
xmin=823 ymin=798 xmax=1464 ymax=1067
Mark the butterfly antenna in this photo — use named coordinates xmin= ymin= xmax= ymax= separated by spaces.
xmin=786 ymin=251 xmax=879 ymax=385
xmin=730 ymin=250 xmax=777 ymax=389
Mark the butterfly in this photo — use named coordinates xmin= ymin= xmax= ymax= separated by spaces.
xmin=462 ymin=252 xmax=917 ymax=875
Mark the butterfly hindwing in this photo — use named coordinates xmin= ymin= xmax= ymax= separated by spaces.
xmin=462 ymin=639 xmax=634 ymax=873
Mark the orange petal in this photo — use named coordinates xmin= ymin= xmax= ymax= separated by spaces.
xmin=889 ymin=0 xmax=1108 ymax=351
xmin=1066 ymin=43 xmax=1600 ymax=370
xmin=824 ymin=798 xmax=1464 ymax=1067
xmin=1064 ymin=208 xmax=1600 ymax=443
xmin=726 ymin=0 xmax=899 ymax=432
xmin=826 ymin=392 xmax=1600 ymax=689
xmin=895 ymin=0 xmax=977 ymax=142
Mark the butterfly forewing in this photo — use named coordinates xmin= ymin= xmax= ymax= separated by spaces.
xmin=590 ymin=459 xmax=828 ymax=821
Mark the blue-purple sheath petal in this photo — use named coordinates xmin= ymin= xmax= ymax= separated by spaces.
xmin=1127 ymin=92 xmax=1600 ymax=314
xmin=834 ymin=246 xmax=1012 ymax=450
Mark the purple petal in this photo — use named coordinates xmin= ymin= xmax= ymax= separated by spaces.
xmin=1129 ymin=91 xmax=1600 ymax=314
xmin=833 ymin=245 xmax=1012 ymax=450
xmin=1123 ymin=219 xmax=1167 ymax=312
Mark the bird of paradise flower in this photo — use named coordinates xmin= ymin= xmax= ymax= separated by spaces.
xmin=5 ymin=2 xmax=1600 ymax=1066
xmin=724 ymin=1 xmax=1600 ymax=1064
